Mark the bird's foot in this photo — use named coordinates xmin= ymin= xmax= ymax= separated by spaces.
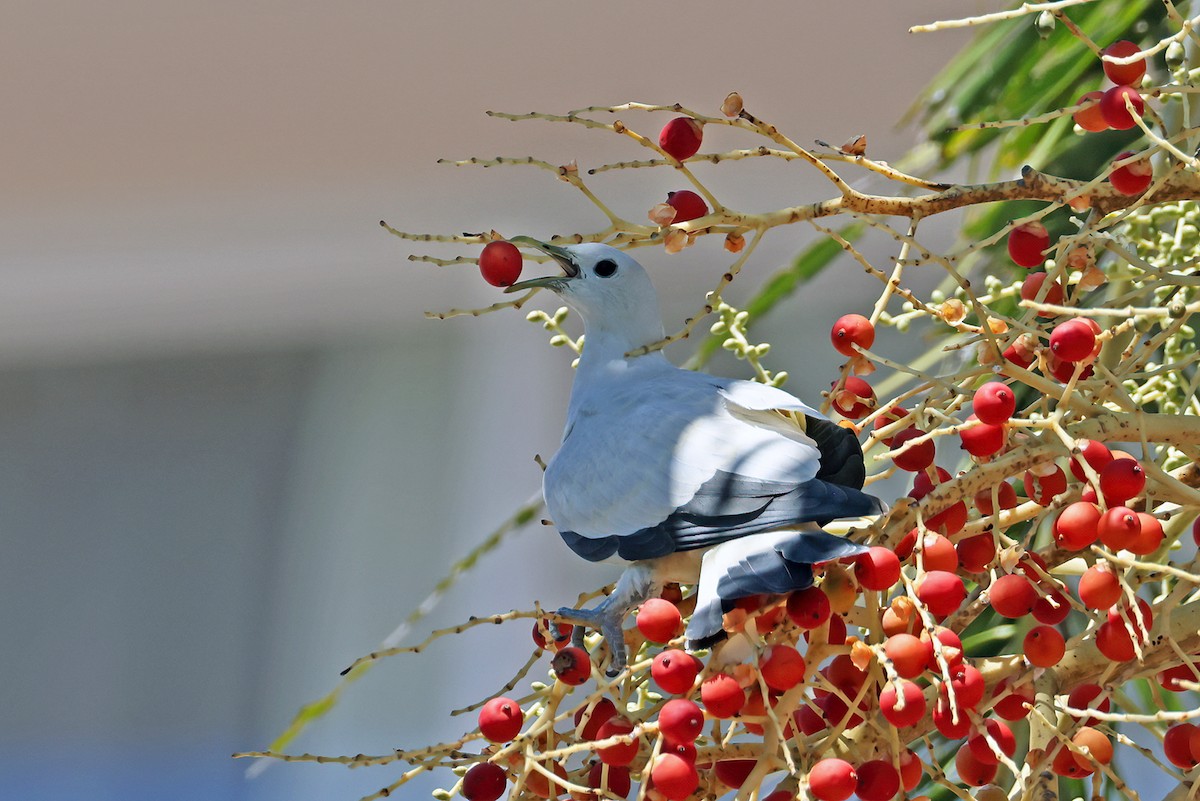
xmin=554 ymin=563 xmax=658 ymax=677
xmin=555 ymin=604 xmax=629 ymax=676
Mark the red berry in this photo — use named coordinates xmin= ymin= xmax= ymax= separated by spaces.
xmin=1099 ymin=457 xmax=1145 ymax=503
xmin=1164 ymin=723 xmax=1200 ymax=769
xmin=574 ymin=697 xmax=618 ymax=740
xmin=1111 ymin=151 xmax=1154 ymax=196
xmin=968 ymin=718 xmax=1017 ymax=766
xmin=1100 ymin=85 xmax=1144 ymax=130
xmin=532 ymin=619 xmax=573 ymax=650
xmin=956 ymin=747 xmax=999 ymax=787
xmin=1025 ymin=625 xmax=1066 ymax=667
xmin=872 ymin=405 xmax=908 ymax=446
xmin=855 ymin=760 xmax=900 ymax=801
xmin=1099 ymin=505 xmax=1141 ymax=550
xmin=551 ymin=646 xmax=591 ymax=685
xmin=1068 ymin=683 xmax=1111 ymax=725
xmin=973 ymin=481 xmax=1017 ymax=516
xmin=462 ymin=762 xmax=508 ymax=801
xmin=880 ymin=679 xmax=926 ymax=728
xmin=933 ymin=693 xmax=972 ymax=738
xmin=1033 ymin=590 xmax=1071 ymax=625
xmin=1159 ymin=660 xmax=1200 ymax=692
xmin=1054 ymin=501 xmax=1101 ymax=550
xmin=1069 ymin=439 xmax=1113 ymax=482
xmin=1008 ymin=221 xmax=1051 ymax=268
xmin=973 ymin=381 xmax=1016 ymax=424
xmin=989 ymin=573 xmax=1037 ymax=618
xmin=658 ymin=117 xmax=703 ymax=161
xmin=891 ymin=427 xmax=935 ymax=472
xmin=1024 ymin=466 xmax=1067 ymax=506
xmin=1130 ymin=512 xmax=1165 ymax=555
xmin=1109 ymin=596 xmax=1154 ymax=632
xmin=914 ymin=532 xmax=958 ymax=573
xmin=657 ymin=698 xmax=704 ymax=743
xmin=947 ymin=663 xmax=986 ymax=709
xmin=1020 ymin=271 xmax=1065 ymax=316
xmin=855 ymin=546 xmax=900 ymax=591
xmin=830 ymin=313 xmax=875 ymax=357
xmin=1074 ymin=91 xmax=1109 ymax=131
xmin=899 ymin=750 xmax=924 ymax=792
xmin=1048 ymin=353 xmax=1095 ymax=383
xmin=700 ymin=673 xmax=744 ymax=718
xmin=1095 ymin=619 xmax=1136 ymax=661
xmin=649 ymin=753 xmax=700 ymax=801
xmin=1050 ymin=319 xmax=1098 ymax=362
xmin=479 ymin=697 xmax=524 ymax=743
xmin=960 ymin=415 xmax=1007 ymax=457
xmin=886 ymin=633 xmax=928 ymax=679
xmin=636 ymin=598 xmax=682 ymax=643
xmin=478 ymin=241 xmax=523 ymax=287
xmin=830 ymin=376 xmax=875 ymax=419
xmin=909 ymin=464 xmax=952 ymax=499
xmin=1103 ymin=40 xmax=1147 ymax=86
xmin=651 ymin=649 xmax=701 ymax=695
xmin=714 ymin=760 xmax=757 ymax=789
xmin=993 ymin=678 xmax=1035 ymax=721
xmin=760 ymin=644 xmax=806 ymax=691
xmin=917 ymin=570 xmax=966 ymax=618
xmin=1051 ymin=745 xmax=1093 ymax=778
xmin=665 ymin=190 xmax=708 ymax=224
xmin=957 ymin=533 xmax=997 ymax=573
xmin=596 ymin=716 xmax=640 ymax=766
xmin=808 ymin=758 xmax=857 ymax=801
xmin=1072 ymin=726 xmax=1114 ymax=770
xmin=586 ymin=762 xmax=631 ymax=799
xmin=786 ymin=586 xmax=831 ymax=629
xmin=1079 ymin=565 xmax=1122 ymax=609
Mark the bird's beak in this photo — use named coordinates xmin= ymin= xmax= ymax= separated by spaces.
xmin=503 ymin=237 xmax=580 ymax=293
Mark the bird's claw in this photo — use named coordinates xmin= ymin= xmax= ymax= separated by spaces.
xmin=555 ymin=605 xmax=630 ymax=676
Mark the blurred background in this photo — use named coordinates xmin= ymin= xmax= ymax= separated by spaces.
xmin=0 ymin=2 xmax=990 ymax=799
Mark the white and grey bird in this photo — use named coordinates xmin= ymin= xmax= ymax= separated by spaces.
xmin=506 ymin=240 xmax=884 ymax=673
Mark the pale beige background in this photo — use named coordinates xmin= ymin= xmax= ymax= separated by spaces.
xmin=0 ymin=3 xmax=991 ymax=800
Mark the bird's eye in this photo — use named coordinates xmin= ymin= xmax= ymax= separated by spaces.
xmin=594 ymin=259 xmax=618 ymax=278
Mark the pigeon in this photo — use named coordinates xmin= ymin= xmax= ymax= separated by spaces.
xmin=506 ymin=239 xmax=884 ymax=673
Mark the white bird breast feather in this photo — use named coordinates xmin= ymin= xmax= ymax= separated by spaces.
xmin=543 ymin=374 xmax=825 ymax=540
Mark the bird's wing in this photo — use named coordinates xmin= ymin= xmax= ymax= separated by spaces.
xmin=547 ymin=371 xmax=882 ymax=563
xmin=686 ymin=527 xmax=870 ymax=648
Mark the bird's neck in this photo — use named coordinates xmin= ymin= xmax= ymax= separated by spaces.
xmin=567 ymin=325 xmax=670 ymax=414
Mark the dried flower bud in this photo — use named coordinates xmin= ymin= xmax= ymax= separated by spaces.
xmin=1068 ymin=194 xmax=1092 ymax=211
xmin=977 ymin=342 xmax=1001 ymax=366
xmin=1078 ymin=264 xmax=1107 ymax=291
xmin=721 ymin=92 xmax=744 ymax=117
xmin=850 ymin=639 xmax=875 ymax=671
xmin=557 ymin=160 xmax=579 ymax=182
xmin=986 ymin=317 xmax=1009 ymax=334
xmin=649 ymin=203 xmax=678 ymax=226
xmin=724 ymin=232 xmax=745 ymax=253
xmin=850 ymin=354 xmax=876 ymax=376
xmin=839 ymin=134 xmax=868 ymax=156
xmin=664 ymin=228 xmax=688 ymax=254
xmin=940 ymin=298 xmax=967 ymax=324
xmin=1067 ymin=245 xmax=1093 ymax=271
xmin=1012 ymin=333 xmax=1039 ymax=363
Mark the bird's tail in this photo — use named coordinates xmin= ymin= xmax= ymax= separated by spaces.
xmin=685 ymin=528 xmax=869 ymax=649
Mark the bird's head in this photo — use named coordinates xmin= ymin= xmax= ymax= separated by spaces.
xmin=506 ymin=240 xmax=665 ymax=348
